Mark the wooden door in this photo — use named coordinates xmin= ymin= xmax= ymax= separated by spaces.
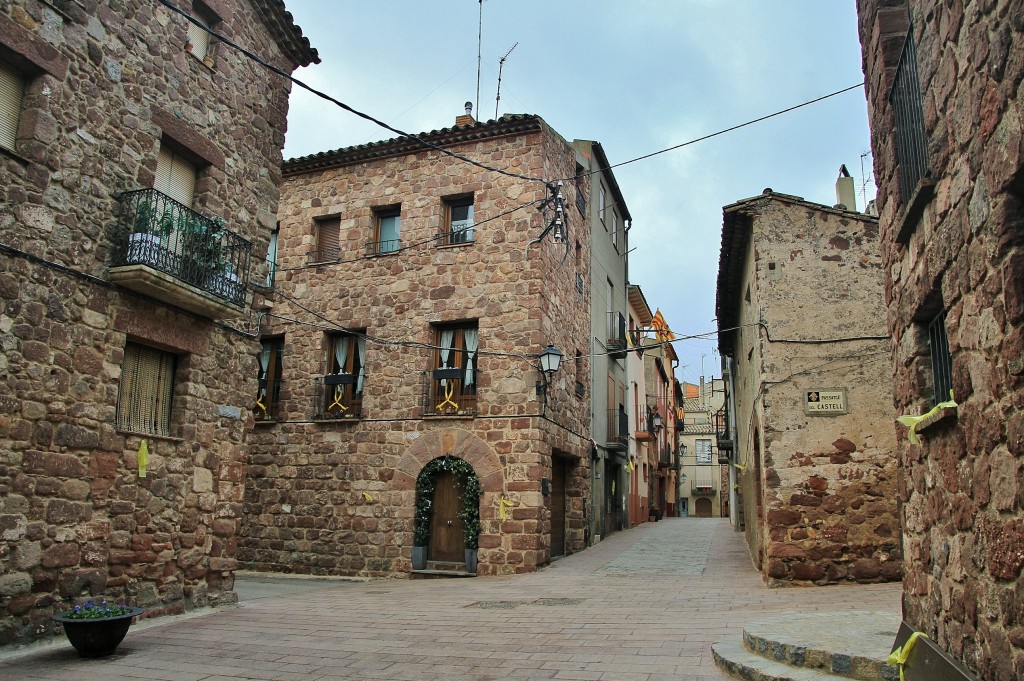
xmin=695 ymin=497 xmax=712 ymax=518
xmin=551 ymin=458 xmax=567 ymax=557
xmin=428 ymin=472 xmax=465 ymax=562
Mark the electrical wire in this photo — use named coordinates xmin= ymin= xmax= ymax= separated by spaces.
xmin=156 ymin=0 xmax=551 ymax=187
xmin=759 ymin=322 xmax=889 ymax=344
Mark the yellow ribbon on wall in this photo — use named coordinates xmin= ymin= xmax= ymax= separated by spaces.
xmin=731 ymin=462 xmax=747 ymax=471
xmin=137 ymin=440 xmax=149 ymax=478
xmin=626 ymin=458 xmax=635 ymax=473
xmin=361 ymin=492 xmax=374 ymax=502
xmin=897 ymin=391 xmax=957 ymax=445
xmin=887 ymin=631 xmax=927 ymax=681
xmin=499 ymin=496 xmax=514 ymax=521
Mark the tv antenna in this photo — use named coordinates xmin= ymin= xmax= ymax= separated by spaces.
xmin=475 ymin=0 xmax=484 ymax=117
xmin=495 ymin=42 xmax=518 ymax=119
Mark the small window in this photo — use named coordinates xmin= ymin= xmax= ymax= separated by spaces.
xmin=311 ymin=216 xmax=340 ymax=263
xmin=442 ymin=195 xmax=474 ymax=245
xmin=426 ymin=322 xmax=479 ymax=415
xmin=611 ymin=212 xmax=619 ymax=247
xmin=373 ymin=206 xmax=401 ymax=255
xmin=575 ymin=351 xmax=585 ymax=397
xmin=598 ymin=185 xmax=606 ymax=223
xmin=928 ymin=311 xmax=953 ymax=405
xmin=265 ymin=225 xmax=278 ymax=288
xmin=574 ymin=164 xmax=586 ymax=215
xmin=0 ymin=59 xmax=25 ymax=152
xmin=255 ymin=337 xmax=283 ymax=421
xmin=186 ymin=2 xmax=218 ymax=62
xmin=116 ymin=342 xmax=176 ymax=436
xmin=696 ymin=439 xmax=712 ymax=465
xmin=322 ymin=332 xmax=365 ymax=418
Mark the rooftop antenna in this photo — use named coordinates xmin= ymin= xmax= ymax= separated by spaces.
xmin=475 ymin=0 xmax=483 ymax=117
xmin=495 ymin=42 xmax=518 ymax=119
xmin=859 ymin=150 xmax=874 ymax=202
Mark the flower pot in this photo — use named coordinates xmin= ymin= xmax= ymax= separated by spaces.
xmin=412 ymin=546 xmax=427 ymax=570
xmin=52 ymin=607 xmax=144 ymax=658
xmin=464 ymin=549 xmax=478 ymax=575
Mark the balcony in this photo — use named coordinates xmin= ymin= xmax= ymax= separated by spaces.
xmin=659 ymin=446 xmax=674 ymax=468
xmin=421 ymin=369 xmax=477 ymax=417
xmin=714 ymin=409 xmax=733 ymax=451
xmin=606 ymin=311 xmax=627 ymax=360
xmin=365 ymin=239 xmax=401 ymax=257
xmin=691 ymin=479 xmax=717 ymax=497
xmin=109 ymin=189 xmax=251 ymax=319
xmin=253 ymin=377 xmax=283 ymax=423
xmin=315 ymin=374 xmax=363 ymax=420
xmin=307 ymin=247 xmax=340 ymax=264
xmin=606 ymin=408 xmax=628 ymax=450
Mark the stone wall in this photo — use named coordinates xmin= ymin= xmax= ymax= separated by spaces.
xmin=240 ymin=116 xmax=592 ymax=578
xmin=858 ymin=1 xmax=1024 ymax=678
xmin=721 ymin=193 xmax=900 ymax=586
xmin=0 ymin=0 xmax=309 ymax=646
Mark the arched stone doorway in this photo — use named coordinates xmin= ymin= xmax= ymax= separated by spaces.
xmin=414 ymin=456 xmax=481 ymax=571
xmin=694 ymin=497 xmax=713 ymax=517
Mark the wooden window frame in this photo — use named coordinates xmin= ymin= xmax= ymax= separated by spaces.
xmin=116 ymin=342 xmax=177 ymax=437
xmin=441 ymin=195 xmax=474 ymax=246
xmin=428 ymin=322 xmax=479 ymax=415
xmin=255 ymin=337 xmax=283 ymax=422
xmin=311 ymin=215 xmax=341 ymax=263
xmin=323 ymin=331 xmax=365 ymax=418
xmin=372 ymin=205 xmax=401 ymax=255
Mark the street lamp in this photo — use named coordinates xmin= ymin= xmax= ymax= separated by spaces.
xmin=536 ymin=344 xmax=563 ymax=412
xmin=652 ymin=412 xmax=663 ymax=432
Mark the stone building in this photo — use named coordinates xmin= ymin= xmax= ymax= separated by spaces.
xmin=642 ymin=323 xmax=679 ymax=519
xmin=0 ymin=0 xmax=316 ymax=645
xmin=715 ymin=188 xmax=901 ymax=586
xmin=239 ymin=112 xmax=592 ymax=578
xmin=858 ymin=2 xmax=1024 ymax=678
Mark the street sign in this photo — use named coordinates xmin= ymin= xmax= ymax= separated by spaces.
xmin=805 ymin=389 xmax=848 ymax=415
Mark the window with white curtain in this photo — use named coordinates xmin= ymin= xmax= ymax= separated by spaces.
xmin=323 ymin=331 xmax=365 ymax=418
xmin=429 ymin=322 xmax=479 ymax=415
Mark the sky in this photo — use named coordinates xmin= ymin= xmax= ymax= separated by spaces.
xmin=279 ymin=1 xmax=875 ymax=387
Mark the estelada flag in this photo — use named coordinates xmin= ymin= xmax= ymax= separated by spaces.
xmin=652 ymin=309 xmax=675 ymax=342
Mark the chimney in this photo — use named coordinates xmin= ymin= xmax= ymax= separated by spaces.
xmin=455 ymin=101 xmax=476 ymax=128
xmin=835 ymin=164 xmax=857 ymax=212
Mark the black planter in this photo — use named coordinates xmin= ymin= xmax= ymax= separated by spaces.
xmin=52 ymin=607 xmax=144 ymax=658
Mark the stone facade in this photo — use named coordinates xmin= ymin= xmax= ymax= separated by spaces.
xmin=716 ymin=191 xmax=901 ymax=586
xmin=0 ymin=0 xmax=315 ymax=646
xmin=240 ymin=114 xmax=592 ymax=578
xmin=858 ymin=1 xmax=1024 ymax=678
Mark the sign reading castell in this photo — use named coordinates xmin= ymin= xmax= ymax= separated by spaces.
xmin=805 ymin=389 xmax=848 ymax=415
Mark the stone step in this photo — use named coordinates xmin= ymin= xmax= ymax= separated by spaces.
xmin=714 ymin=611 xmax=900 ymax=681
xmin=713 ymin=640 xmax=860 ymax=681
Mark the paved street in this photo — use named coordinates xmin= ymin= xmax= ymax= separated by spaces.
xmin=1 ymin=518 xmax=900 ymax=681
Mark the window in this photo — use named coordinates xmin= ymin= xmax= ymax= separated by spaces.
xmin=255 ymin=338 xmax=283 ymax=421
xmin=426 ymin=322 xmax=479 ymax=415
xmin=0 ymin=59 xmax=25 ymax=152
xmin=695 ymin=439 xmax=712 ymax=464
xmin=443 ymin=195 xmax=474 ymax=245
xmin=574 ymin=164 xmax=586 ymax=215
xmin=611 ymin=212 xmax=619 ymax=247
xmin=928 ymin=311 xmax=953 ymax=406
xmin=322 ymin=332 xmax=365 ymax=418
xmin=889 ymin=30 xmax=928 ymax=206
xmin=186 ymin=2 xmax=218 ymax=62
xmin=155 ymin=145 xmax=197 ymax=207
xmin=116 ymin=342 xmax=176 ymax=436
xmin=265 ymin=225 xmax=278 ymax=288
xmin=311 ymin=216 xmax=340 ymax=263
xmin=575 ymin=351 xmax=585 ymax=397
xmin=598 ymin=185 xmax=606 ymax=223
xmin=373 ymin=206 xmax=400 ymax=254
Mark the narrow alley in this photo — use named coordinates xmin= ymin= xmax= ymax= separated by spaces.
xmin=2 ymin=518 xmax=900 ymax=681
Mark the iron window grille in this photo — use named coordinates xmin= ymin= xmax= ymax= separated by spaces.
xmin=928 ymin=311 xmax=953 ymax=406
xmin=888 ymin=31 xmax=929 ymax=206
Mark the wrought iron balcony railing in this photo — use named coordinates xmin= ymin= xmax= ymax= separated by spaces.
xmin=691 ymin=479 xmax=716 ymax=496
xmin=112 ymin=189 xmax=251 ymax=308
xmin=315 ymin=374 xmax=363 ymax=420
xmin=307 ymin=247 xmax=340 ymax=264
xmin=714 ymin=409 xmax=733 ymax=450
xmin=607 ymin=311 xmax=627 ymax=359
xmin=606 ymin=408 xmax=628 ymax=450
xmin=420 ymin=369 xmax=478 ymax=417
xmin=365 ymin=239 xmax=401 ymax=256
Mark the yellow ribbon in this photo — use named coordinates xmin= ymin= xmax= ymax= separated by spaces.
xmin=897 ymin=391 xmax=957 ymax=445
xmin=254 ymin=387 xmax=267 ymax=416
xmin=137 ymin=440 xmax=149 ymax=478
xmin=626 ymin=458 xmax=635 ymax=473
xmin=436 ymin=382 xmax=459 ymax=411
xmin=732 ymin=462 xmax=747 ymax=471
xmin=329 ymin=384 xmax=349 ymax=412
xmin=887 ymin=632 xmax=927 ymax=681
xmin=499 ymin=496 xmax=515 ymax=521
xmin=361 ymin=492 xmax=374 ymax=502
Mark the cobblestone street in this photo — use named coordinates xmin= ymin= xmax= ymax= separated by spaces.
xmin=1 ymin=519 xmax=900 ymax=681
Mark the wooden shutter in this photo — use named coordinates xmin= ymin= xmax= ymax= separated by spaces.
xmin=155 ymin=146 xmax=196 ymax=206
xmin=0 ymin=61 xmax=24 ymax=151
xmin=117 ymin=343 xmax=176 ymax=436
xmin=317 ymin=217 xmax=340 ymax=258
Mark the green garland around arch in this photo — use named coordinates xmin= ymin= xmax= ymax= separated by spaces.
xmin=414 ymin=456 xmax=482 ymax=550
